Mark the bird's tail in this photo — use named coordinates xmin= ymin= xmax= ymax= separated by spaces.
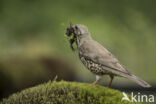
xmin=123 ymin=73 xmax=151 ymax=88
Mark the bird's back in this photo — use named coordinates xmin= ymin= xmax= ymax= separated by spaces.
xmin=78 ymin=39 xmax=130 ymax=75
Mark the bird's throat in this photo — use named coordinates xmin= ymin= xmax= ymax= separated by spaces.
xmin=76 ymin=34 xmax=92 ymax=47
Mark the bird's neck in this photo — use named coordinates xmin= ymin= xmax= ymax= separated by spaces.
xmin=76 ymin=33 xmax=92 ymax=47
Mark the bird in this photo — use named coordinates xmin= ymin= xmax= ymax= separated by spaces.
xmin=66 ymin=24 xmax=151 ymax=88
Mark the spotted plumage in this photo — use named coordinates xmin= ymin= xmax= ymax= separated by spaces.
xmin=80 ymin=56 xmax=110 ymax=75
xmin=66 ymin=24 xmax=151 ymax=88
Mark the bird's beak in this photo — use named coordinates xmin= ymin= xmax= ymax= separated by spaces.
xmin=66 ymin=26 xmax=74 ymax=37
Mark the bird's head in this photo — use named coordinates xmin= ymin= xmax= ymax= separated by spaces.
xmin=66 ymin=24 xmax=91 ymax=39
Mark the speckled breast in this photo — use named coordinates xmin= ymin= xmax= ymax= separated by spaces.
xmin=79 ymin=56 xmax=110 ymax=75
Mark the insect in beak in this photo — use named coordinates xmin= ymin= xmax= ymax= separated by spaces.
xmin=65 ymin=22 xmax=77 ymax=51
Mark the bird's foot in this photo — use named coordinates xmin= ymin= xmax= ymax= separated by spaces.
xmin=92 ymin=81 xmax=97 ymax=85
xmin=107 ymin=84 xmax=112 ymax=88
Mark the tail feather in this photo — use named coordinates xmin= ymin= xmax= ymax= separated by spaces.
xmin=98 ymin=63 xmax=151 ymax=88
xmin=123 ymin=74 xmax=151 ymax=88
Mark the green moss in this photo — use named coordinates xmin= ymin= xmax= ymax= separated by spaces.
xmin=0 ymin=81 xmax=140 ymax=104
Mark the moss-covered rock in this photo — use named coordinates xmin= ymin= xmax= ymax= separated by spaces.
xmin=0 ymin=81 xmax=140 ymax=104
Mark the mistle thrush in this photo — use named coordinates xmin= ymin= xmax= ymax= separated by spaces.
xmin=66 ymin=24 xmax=151 ymax=88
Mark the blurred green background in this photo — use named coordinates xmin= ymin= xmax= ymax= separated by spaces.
xmin=0 ymin=0 xmax=156 ymax=100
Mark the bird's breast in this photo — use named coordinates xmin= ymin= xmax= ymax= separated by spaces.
xmin=79 ymin=56 xmax=110 ymax=75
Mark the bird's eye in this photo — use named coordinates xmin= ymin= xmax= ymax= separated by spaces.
xmin=75 ymin=26 xmax=78 ymax=30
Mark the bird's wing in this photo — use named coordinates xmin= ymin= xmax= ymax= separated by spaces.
xmin=79 ymin=40 xmax=131 ymax=76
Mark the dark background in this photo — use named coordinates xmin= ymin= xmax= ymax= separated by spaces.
xmin=0 ymin=0 xmax=155 ymax=102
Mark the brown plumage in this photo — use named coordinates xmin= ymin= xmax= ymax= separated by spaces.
xmin=66 ymin=24 xmax=151 ymax=88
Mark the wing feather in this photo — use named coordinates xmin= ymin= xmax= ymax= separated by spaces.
xmin=79 ymin=40 xmax=131 ymax=76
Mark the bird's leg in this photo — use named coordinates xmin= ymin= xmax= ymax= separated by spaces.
xmin=108 ymin=75 xmax=114 ymax=88
xmin=92 ymin=75 xmax=101 ymax=85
